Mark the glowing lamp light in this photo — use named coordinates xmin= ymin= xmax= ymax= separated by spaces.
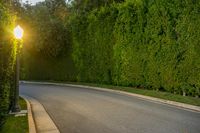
xmin=14 ymin=25 xmax=24 ymax=39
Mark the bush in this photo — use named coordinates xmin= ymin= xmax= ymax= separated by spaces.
xmin=22 ymin=0 xmax=200 ymax=97
xmin=70 ymin=0 xmax=200 ymax=97
xmin=70 ymin=6 xmax=118 ymax=83
xmin=0 ymin=3 xmax=16 ymax=127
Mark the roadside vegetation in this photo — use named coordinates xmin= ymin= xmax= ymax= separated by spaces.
xmin=81 ymin=83 xmax=200 ymax=106
xmin=37 ymin=80 xmax=200 ymax=106
xmin=0 ymin=97 xmax=28 ymax=133
xmin=0 ymin=1 xmax=17 ymax=128
xmin=21 ymin=0 xmax=200 ymax=98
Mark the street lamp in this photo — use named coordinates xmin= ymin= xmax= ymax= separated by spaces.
xmin=12 ymin=25 xmax=24 ymax=112
xmin=14 ymin=25 xmax=24 ymax=39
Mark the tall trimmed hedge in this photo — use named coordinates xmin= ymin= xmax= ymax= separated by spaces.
xmin=0 ymin=3 xmax=16 ymax=127
xmin=70 ymin=0 xmax=200 ymax=97
xmin=71 ymin=6 xmax=118 ymax=83
xmin=22 ymin=0 xmax=200 ymax=97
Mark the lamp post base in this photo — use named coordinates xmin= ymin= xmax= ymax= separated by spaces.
xmin=11 ymin=103 xmax=21 ymax=112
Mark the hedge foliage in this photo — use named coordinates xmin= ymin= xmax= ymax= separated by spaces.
xmin=21 ymin=0 xmax=200 ymax=97
xmin=0 ymin=3 xmax=16 ymax=127
xmin=70 ymin=0 xmax=200 ymax=97
xmin=70 ymin=6 xmax=118 ymax=83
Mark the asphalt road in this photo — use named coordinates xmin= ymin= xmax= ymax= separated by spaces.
xmin=20 ymin=83 xmax=200 ymax=133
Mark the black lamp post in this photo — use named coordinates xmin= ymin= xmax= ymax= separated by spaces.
xmin=12 ymin=25 xmax=24 ymax=112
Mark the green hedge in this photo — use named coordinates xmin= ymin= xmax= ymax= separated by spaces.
xmin=22 ymin=0 xmax=200 ymax=97
xmin=70 ymin=6 xmax=118 ymax=83
xmin=21 ymin=52 xmax=76 ymax=81
xmin=70 ymin=0 xmax=200 ymax=97
xmin=0 ymin=3 xmax=16 ymax=127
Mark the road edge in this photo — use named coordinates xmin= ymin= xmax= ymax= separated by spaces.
xmin=21 ymin=95 xmax=37 ymax=133
xmin=21 ymin=81 xmax=200 ymax=113
xmin=21 ymin=95 xmax=60 ymax=133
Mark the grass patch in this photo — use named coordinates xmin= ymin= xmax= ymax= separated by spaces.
xmin=0 ymin=97 xmax=28 ymax=133
xmin=35 ymin=80 xmax=200 ymax=106
xmin=19 ymin=97 xmax=27 ymax=110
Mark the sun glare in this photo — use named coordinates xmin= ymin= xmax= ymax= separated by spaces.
xmin=14 ymin=25 xmax=24 ymax=39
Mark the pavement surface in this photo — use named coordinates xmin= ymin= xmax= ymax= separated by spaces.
xmin=20 ymin=83 xmax=200 ymax=133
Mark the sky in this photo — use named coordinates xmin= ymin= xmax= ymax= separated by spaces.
xmin=22 ymin=0 xmax=45 ymax=5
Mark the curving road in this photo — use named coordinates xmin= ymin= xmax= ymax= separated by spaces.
xmin=20 ymin=83 xmax=200 ymax=133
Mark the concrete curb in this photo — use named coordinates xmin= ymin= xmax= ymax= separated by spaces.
xmin=21 ymin=95 xmax=37 ymax=133
xmin=21 ymin=81 xmax=200 ymax=113
xmin=21 ymin=95 xmax=60 ymax=133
